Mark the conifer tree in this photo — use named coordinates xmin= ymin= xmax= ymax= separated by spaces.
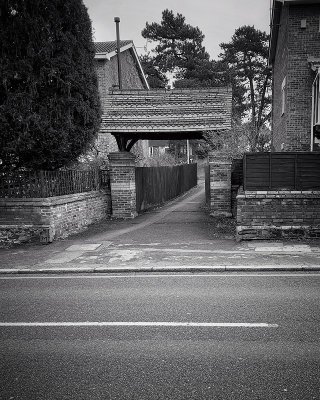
xmin=219 ymin=26 xmax=271 ymax=149
xmin=141 ymin=9 xmax=212 ymax=85
xmin=0 ymin=0 xmax=101 ymax=171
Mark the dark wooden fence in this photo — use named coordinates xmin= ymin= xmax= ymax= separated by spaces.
xmin=136 ymin=163 xmax=197 ymax=213
xmin=0 ymin=170 xmax=110 ymax=198
xmin=243 ymin=152 xmax=320 ymax=190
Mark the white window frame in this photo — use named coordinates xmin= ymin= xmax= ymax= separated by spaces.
xmin=311 ymin=68 xmax=320 ymax=150
xmin=281 ymin=76 xmax=286 ymax=116
xmin=312 ymin=69 xmax=320 ymax=125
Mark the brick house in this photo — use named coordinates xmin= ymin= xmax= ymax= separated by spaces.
xmin=93 ymin=40 xmax=149 ymax=159
xmin=269 ymin=0 xmax=320 ymax=151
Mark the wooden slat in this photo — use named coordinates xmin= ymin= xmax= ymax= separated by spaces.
xmin=244 ymin=152 xmax=320 ymax=190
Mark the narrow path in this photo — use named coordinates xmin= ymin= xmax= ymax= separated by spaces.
xmin=96 ymin=184 xmax=207 ymax=242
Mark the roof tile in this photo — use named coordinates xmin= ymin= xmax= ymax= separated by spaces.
xmin=94 ymin=40 xmax=133 ymax=54
xmin=101 ymin=88 xmax=232 ymax=133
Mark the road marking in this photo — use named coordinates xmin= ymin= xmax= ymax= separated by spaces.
xmin=0 ymin=273 xmax=319 ymax=280
xmin=0 ymin=322 xmax=278 ymax=328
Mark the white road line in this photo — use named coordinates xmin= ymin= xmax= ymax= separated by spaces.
xmin=0 ymin=273 xmax=319 ymax=280
xmin=0 ymin=322 xmax=278 ymax=328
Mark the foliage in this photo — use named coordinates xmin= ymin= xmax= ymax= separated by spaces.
xmin=167 ymin=139 xmax=188 ymax=162
xmin=191 ymin=122 xmax=271 ymax=159
xmin=140 ymin=54 xmax=168 ymax=88
xmin=219 ymin=26 xmax=271 ymax=149
xmin=0 ymin=0 xmax=101 ymax=171
xmin=141 ymin=9 xmax=213 ymax=86
xmin=69 ymin=153 xmax=108 ymax=171
xmin=141 ymin=14 xmax=271 ymax=153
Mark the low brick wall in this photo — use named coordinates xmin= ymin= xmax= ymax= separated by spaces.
xmin=0 ymin=190 xmax=111 ymax=246
xmin=236 ymin=189 xmax=320 ymax=240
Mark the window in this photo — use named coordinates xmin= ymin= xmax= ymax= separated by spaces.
xmin=312 ymin=69 xmax=320 ymax=150
xmin=312 ymin=70 xmax=320 ymax=126
xmin=281 ymin=76 xmax=286 ymax=116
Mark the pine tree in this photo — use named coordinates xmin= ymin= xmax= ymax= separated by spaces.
xmin=141 ymin=9 xmax=212 ymax=85
xmin=0 ymin=0 xmax=101 ymax=171
xmin=140 ymin=54 xmax=168 ymax=88
xmin=219 ymin=26 xmax=271 ymax=150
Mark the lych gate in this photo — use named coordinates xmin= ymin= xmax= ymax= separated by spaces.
xmin=100 ymin=87 xmax=233 ymax=218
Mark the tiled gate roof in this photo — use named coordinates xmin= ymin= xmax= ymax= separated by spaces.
xmin=101 ymin=88 xmax=232 ymax=139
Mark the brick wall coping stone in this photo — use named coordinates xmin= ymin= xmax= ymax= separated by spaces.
xmin=0 ymin=191 xmax=104 ymax=207
xmin=208 ymin=153 xmax=232 ymax=163
xmin=237 ymin=225 xmax=314 ymax=231
xmin=237 ymin=189 xmax=320 ymax=199
xmin=108 ymin=151 xmax=136 ymax=166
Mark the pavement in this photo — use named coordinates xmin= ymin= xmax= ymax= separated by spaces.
xmin=1 ymin=179 xmax=320 ymax=274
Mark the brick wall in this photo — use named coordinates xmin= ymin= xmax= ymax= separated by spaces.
xmin=236 ymin=189 xmax=320 ymax=240
xmin=272 ymin=4 xmax=320 ymax=151
xmin=208 ymin=152 xmax=232 ymax=217
xmin=108 ymin=152 xmax=137 ymax=219
xmin=94 ymin=49 xmax=145 ymax=107
xmin=0 ymin=191 xmax=111 ymax=247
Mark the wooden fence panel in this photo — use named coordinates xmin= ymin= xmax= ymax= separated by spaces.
xmin=136 ymin=163 xmax=197 ymax=213
xmin=243 ymin=152 xmax=320 ymax=190
xmin=244 ymin=153 xmax=270 ymax=189
xmin=298 ymin=154 xmax=320 ymax=190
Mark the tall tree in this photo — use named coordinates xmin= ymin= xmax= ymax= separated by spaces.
xmin=0 ymin=0 xmax=101 ymax=171
xmin=140 ymin=54 xmax=168 ymax=88
xmin=219 ymin=26 xmax=271 ymax=150
xmin=141 ymin=9 xmax=212 ymax=85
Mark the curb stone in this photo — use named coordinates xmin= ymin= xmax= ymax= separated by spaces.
xmin=1 ymin=265 xmax=320 ymax=275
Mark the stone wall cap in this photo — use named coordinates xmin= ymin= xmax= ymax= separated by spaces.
xmin=0 ymin=191 xmax=104 ymax=206
xmin=108 ymin=152 xmax=136 ymax=165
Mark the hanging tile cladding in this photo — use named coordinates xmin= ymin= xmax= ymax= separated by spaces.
xmin=101 ymin=88 xmax=232 ymax=132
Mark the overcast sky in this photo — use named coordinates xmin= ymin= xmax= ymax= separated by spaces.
xmin=83 ymin=0 xmax=271 ymax=60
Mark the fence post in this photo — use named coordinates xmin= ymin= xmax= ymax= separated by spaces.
xmin=108 ymin=152 xmax=137 ymax=219
xmin=39 ymin=171 xmax=46 ymax=198
xmin=208 ymin=151 xmax=232 ymax=217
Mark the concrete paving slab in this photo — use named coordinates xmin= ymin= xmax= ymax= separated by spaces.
xmin=254 ymin=245 xmax=311 ymax=253
xmin=247 ymin=242 xmax=284 ymax=248
xmin=44 ymin=251 xmax=84 ymax=264
xmin=65 ymin=244 xmax=102 ymax=251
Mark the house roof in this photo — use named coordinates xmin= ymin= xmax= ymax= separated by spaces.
xmin=94 ymin=40 xmax=133 ymax=55
xmin=94 ymin=40 xmax=149 ymax=90
xmin=269 ymin=0 xmax=320 ymax=63
xmin=100 ymin=88 xmax=232 ymax=140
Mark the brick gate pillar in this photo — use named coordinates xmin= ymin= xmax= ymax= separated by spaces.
xmin=208 ymin=151 xmax=232 ymax=217
xmin=108 ymin=152 xmax=137 ymax=219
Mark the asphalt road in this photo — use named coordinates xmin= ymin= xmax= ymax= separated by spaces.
xmin=1 ymin=272 xmax=320 ymax=399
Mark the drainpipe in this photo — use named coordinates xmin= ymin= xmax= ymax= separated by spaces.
xmin=114 ymin=17 xmax=123 ymax=90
